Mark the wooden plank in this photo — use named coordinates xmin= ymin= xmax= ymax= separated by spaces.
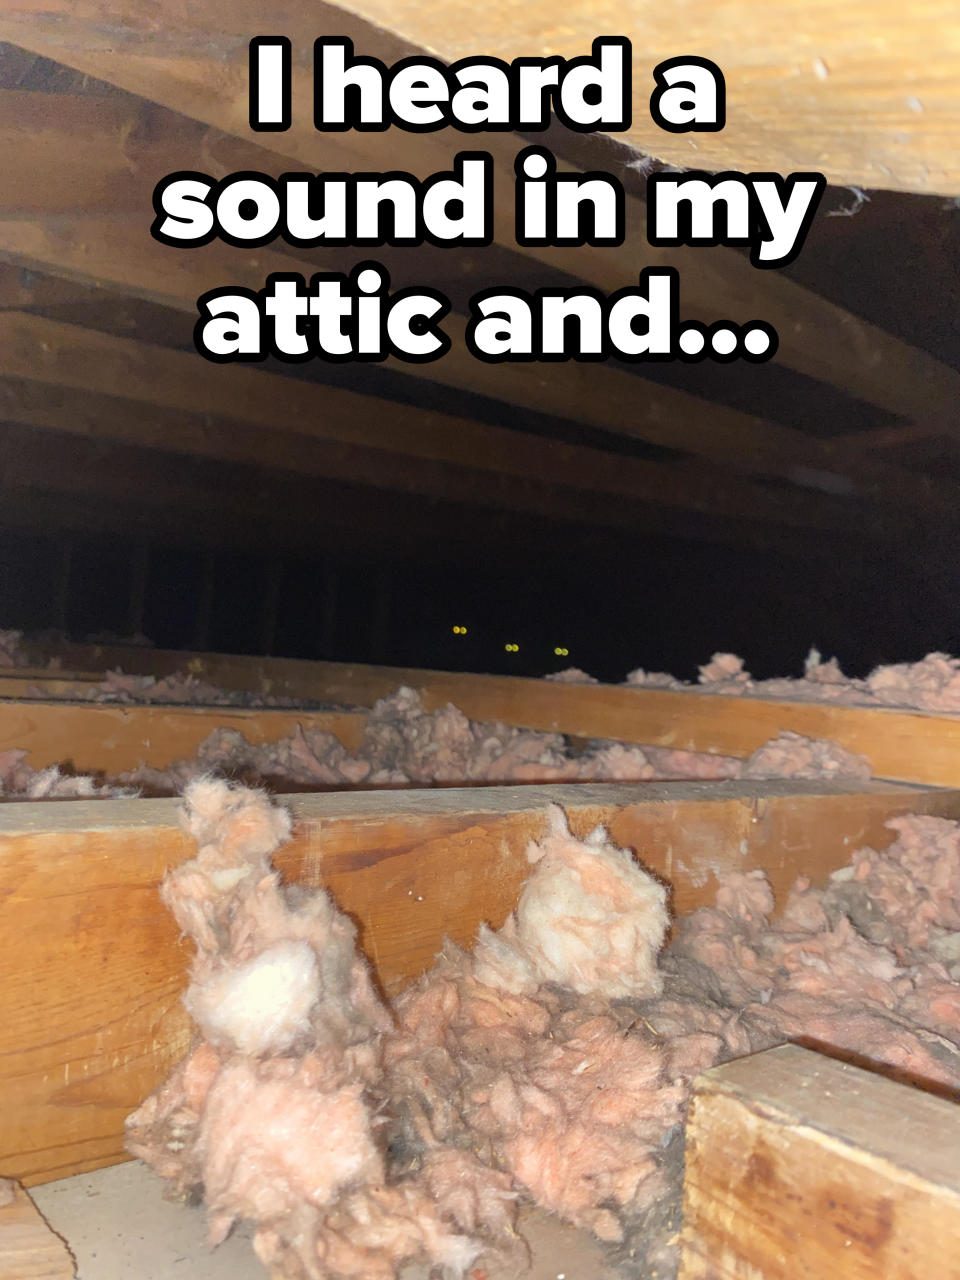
xmin=0 ymin=215 xmax=850 ymax=487
xmin=0 ymin=220 xmax=951 ymax=512
xmin=298 ymin=0 xmax=960 ymax=197
xmin=0 ymin=470 xmax=811 ymax=574
xmin=45 ymin=645 xmax=960 ymax=789
xmin=0 ymin=88 xmax=160 ymax=218
xmin=0 ymin=1181 xmax=75 ymax=1280
xmin=0 ymin=675 xmax=101 ymax=699
xmin=0 ymin=778 xmax=955 ymax=1186
xmin=0 ymin=312 xmax=861 ymax=535
xmin=0 ymin=702 xmax=368 ymax=773
xmin=0 ymin=409 xmax=832 ymax=559
xmin=679 ymin=1043 xmax=960 ymax=1280
xmin=3 ymin=11 xmax=960 ymax=425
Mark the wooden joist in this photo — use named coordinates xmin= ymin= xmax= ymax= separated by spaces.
xmin=41 ymin=644 xmax=960 ymax=789
xmin=0 ymin=701 xmax=368 ymax=774
xmin=0 ymin=671 xmax=102 ymax=699
xmin=680 ymin=1043 xmax=960 ymax=1279
xmin=1 ymin=778 xmax=956 ymax=1185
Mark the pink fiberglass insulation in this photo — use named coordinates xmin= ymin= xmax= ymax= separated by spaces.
xmin=0 ymin=629 xmax=27 ymax=667
xmin=545 ymin=667 xmax=599 ymax=683
xmin=116 ymin=688 xmax=747 ymax=796
xmin=385 ymin=807 xmax=681 ymax=1249
xmin=0 ymin=688 xmax=864 ymax=800
xmin=384 ymin=812 xmax=960 ymax=1279
xmin=130 ymin=786 xmax=960 ymax=1279
xmin=127 ymin=778 xmax=511 ymax=1279
xmin=120 ymin=689 xmax=858 ymax=795
xmin=0 ymin=748 xmax=131 ymax=798
xmin=79 ymin=669 xmax=336 ymax=710
xmin=740 ymin=730 xmax=871 ymax=782
xmin=625 ymin=647 xmax=960 ymax=713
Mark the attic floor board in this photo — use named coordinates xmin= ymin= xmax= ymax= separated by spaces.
xmin=31 ymin=1161 xmax=611 ymax=1280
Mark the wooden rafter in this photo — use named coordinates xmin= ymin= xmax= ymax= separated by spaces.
xmin=0 ymin=10 xmax=958 ymax=426
xmin=1 ymin=409 xmax=844 ymax=561
xmin=322 ymin=0 xmax=960 ymax=197
xmin=0 ymin=310 xmax=874 ymax=538
xmin=0 ymin=203 xmax=953 ymax=514
xmin=0 ymin=1180 xmax=75 ymax=1279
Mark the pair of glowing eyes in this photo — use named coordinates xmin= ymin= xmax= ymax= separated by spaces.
xmin=451 ymin=630 xmax=568 ymax=658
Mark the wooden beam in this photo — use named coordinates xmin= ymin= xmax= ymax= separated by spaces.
xmin=0 ymin=672 xmax=101 ymax=699
xmin=0 ymin=219 xmax=951 ymax=514
xmin=325 ymin=1 xmax=960 ymax=197
xmin=0 ymin=473 xmax=470 ymax=562
xmin=2 ymin=12 xmax=958 ymax=425
xmin=1 ymin=778 xmax=955 ymax=1185
xmin=0 ymin=1181 xmax=75 ymax=1280
xmin=0 ymin=404 xmax=835 ymax=561
xmin=0 ymin=88 xmax=160 ymax=217
xmin=1 ymin=420 xmax=584 ymax=561
xmin=680 ymin=1043 xmax=960 ymax=1280
xmin=0 ymin=702 xmax=368 ymax=773
xmin=0 ymin=464 xmax=803 ymax=572
xmin=42 ymin=645 xmax=960 ymax=789
xmin=0 ymin=311 xmax=862 ymax=535
xmin=0 ymin=216 xmax=834 ymax=482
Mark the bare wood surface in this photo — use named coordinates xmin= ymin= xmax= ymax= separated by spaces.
xmin=2 ymin=9 xmax=959 ymax=426
xmin=43 ymin=644 xmax=960 ymax=788
xmin=0 ymin=1181 xmax=75 ymax=1280
xmin=679 ymin=1043 xmax=960 ymax=1279
xmin=0 ymin=702 xmax=368 ymax=773
xmin=0 ymin=88 xmax=178 ymax=217
xmin=0 ymin=311 xmax=860 ymax=535
xmin=1 ymin=218 xmax=952 ymax=514
xmin=301 ymin=0 xmax=960 ymax=196
xmin=0 ymin=211 xmax=893 ymax=494
xmin=1 ymin=779 xmax=956 ymax=1186
xmin=0 ymin=405 xmax=831 ymax=558
xmin=0 ymin=673 xmax=101 ymax=699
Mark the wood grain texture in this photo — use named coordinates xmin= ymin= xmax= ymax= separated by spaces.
xmin=0 ymin=674 xmax=101 ymax=700
xmin=1 ymin=779 xmax=957 ymax=1185
xmin=2 ymin=6 xmax=959 ymax=426
xmin=679 ymin=1043 xmax=960 ymax=1279
xmin=0 ymin=312 xmax=847 ymax=535
xmin=0 ymin=702 xmax=368 ymax=773
xmin=0 ymin=211 xmax=891 ymax=495
xmin=45 ymin=644 xmax=960 ymax=788
xmin=0 ymin=397 xmax=833 ymax=559
xmin=296 ymin=0 xmax=960 ymax=196
xmin=3 ymin=214 xmax=953 ymax=513
xmin=0 ymin=1181 xmax=75 ymax=1279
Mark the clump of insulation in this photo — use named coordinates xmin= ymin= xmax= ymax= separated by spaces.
xmin=385 ymin=807 xmax=681 ymax=1247
xmin=126 ymin=778 xmax=501 ymax=1279
xmin=129 ymin=783 xmax=960 ymax=1280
